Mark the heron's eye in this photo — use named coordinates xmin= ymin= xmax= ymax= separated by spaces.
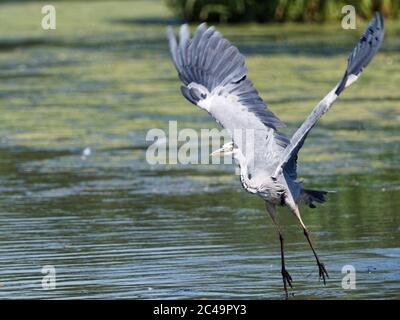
xmin=248 ymin=174 xmax=252 ymax=180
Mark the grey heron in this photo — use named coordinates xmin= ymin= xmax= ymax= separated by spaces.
xmin=167 ymin=13 xmax=384 ymax=298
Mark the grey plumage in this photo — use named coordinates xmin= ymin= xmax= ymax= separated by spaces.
xmin=167 ymin=13 xmax=384 ymax=298
xmin=337 ymin=12 xmax=385 ymax=94
xmin=167 ymin=23 xmax=284 ymax=130
xmin=273 ymin=12 xmax=385 ymax=179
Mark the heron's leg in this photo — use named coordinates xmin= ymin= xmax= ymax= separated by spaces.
xmin=287 ymin=201 xmax=329 ymax=284
xmin=265 ymin=202 xmax=292 ymax=298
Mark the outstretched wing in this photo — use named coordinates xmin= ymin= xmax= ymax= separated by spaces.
xmin=272 ymin=12 xmax=385 ymax=179
xmin=167 ymin=23 xmax=289 ymax=155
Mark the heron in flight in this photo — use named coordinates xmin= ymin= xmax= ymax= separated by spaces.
xmin=167 ymin=13 xmax=384 ymax=297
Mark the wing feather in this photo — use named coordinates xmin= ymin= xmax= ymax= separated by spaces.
xmin=272 ymin=12 xmax=385 ymax=179
xmin=167 ymin=24 xmax=285 ymax=132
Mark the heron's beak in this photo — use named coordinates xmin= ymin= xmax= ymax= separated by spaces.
xmin=210 ymin=148 xmax=224 ymax=157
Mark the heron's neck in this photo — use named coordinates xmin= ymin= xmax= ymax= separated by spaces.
xmin=234 ymin=150 xmax=256 ymax=193
xmin=234 ymin=150 xmax=246 ymax=171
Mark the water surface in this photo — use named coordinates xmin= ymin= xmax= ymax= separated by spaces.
xmin=0 ymin=1 xmax=399 ymax=299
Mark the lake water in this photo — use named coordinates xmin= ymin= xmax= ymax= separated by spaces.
xmin=0 ymin=1 xmax=399 ymax=299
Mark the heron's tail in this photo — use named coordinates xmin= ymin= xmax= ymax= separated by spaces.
xmin=301 ymin=189 xmax=328 ymax=208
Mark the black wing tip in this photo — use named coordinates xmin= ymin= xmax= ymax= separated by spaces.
xmin=374 ymin=11 xmax=384 ymax=30
xmin=355 ymin=12 xmax=385 ymax=59
xmin=336 ymin=12 xmax=385 ymax=95
xmin=370 ymin=12 xmax=385 ymax=41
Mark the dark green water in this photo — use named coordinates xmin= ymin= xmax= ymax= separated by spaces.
xmin=0 ymin=1 xmax=399 ymax=299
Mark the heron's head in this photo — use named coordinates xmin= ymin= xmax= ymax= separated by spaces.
xmin=210 ymin=142 xmax=237 ymax=157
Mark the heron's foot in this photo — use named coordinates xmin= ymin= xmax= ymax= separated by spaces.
xmin=317 ymin=261 xmax=329 ymax=285
xmin=281 ymin=268 xmax=293 ymax=299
